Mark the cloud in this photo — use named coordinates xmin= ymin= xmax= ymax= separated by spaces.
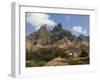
xmin=72 ymin=26 xmax=87 ymax=35
xmin=26 ymin=13 xmax=57 ymax=30
xmin=72 ymin=26 xmax=82 ymax=33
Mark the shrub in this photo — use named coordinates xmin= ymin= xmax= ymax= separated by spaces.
xmin=80 ymin=50 xmax=88 ymax=57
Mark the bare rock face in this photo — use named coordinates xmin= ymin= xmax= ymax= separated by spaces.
xmin=52 ymin=37 xmax=73 ymax=49
xmin=27 ymin=24 xmax=51 ymax=46
xmin=45 ymin=57 xmax=68 ymax=66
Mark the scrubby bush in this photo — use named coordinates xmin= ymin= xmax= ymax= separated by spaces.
xmin=80 ymin=50 xmax=88 ymax=57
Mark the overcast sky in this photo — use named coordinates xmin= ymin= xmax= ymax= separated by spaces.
xmin=26 ymin=12 xmax=89 ymax=36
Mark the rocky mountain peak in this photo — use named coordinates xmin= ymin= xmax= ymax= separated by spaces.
xmin=38 ymin=24 xmax=47 ymax=32
xmin=53 ymin=23 xmax=63 ymax=31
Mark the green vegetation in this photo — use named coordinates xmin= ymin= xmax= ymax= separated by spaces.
xmin=26 ymin=48 xmax=89 ymax=67
xmin=26 ymin=60 xmax=46 ymax=67
xmin=68 ymin=59 xmax=84 ymax=65
xmin=32 ymin=48 xmax=67 ymax=61
xmin=26 ymin=47 xmax=68 ymax=67
xmin=68 ymin=56 xmax=89 ymax=65
xmin=80 ymin=50 xmax=88 ymax=57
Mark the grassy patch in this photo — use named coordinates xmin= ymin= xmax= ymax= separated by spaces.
xmin=68 ymin=59 xmax=84 ymax=65
xmin=26 ymin=60 xmax=46 ymax=67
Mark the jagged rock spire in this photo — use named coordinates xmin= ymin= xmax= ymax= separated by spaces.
xmin=53 ymin=23 xmax=63 ymax=31
xmin=38 ymin=24 xmax=47 ymax=32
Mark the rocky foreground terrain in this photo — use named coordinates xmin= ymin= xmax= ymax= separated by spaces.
xmin=26 ymin=23 xmax=89 ymax=67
